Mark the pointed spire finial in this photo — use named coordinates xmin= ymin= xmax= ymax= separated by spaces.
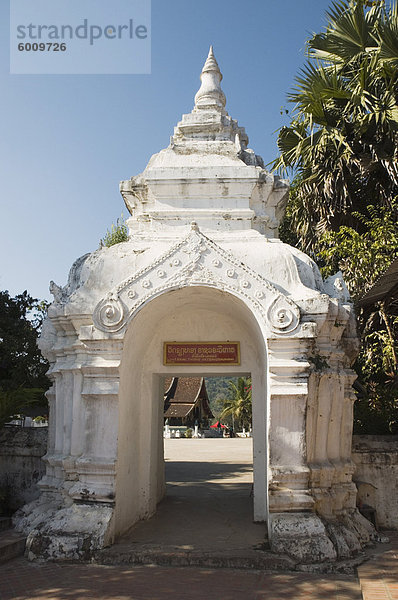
xmin=201 ymin=46 xmax=221 ymax=77
xmin=194 ymin=46 xmax=226 ymax=111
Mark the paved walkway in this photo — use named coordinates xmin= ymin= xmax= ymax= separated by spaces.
xmin=0 ymin=440 xmax=396 ymax=599
xmin=2 ymin=539 xmax=397 ymax=600
xmin=358 ymin=531 xmax=398 ymax=600
xmin=109 ymin=439 xmax=264 ymax=555
xmin=0 ymin=557 xmax=367 ymax=599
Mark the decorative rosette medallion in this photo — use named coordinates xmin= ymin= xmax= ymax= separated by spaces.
xmin=267 ymin=296 xmax=300 ymax=334
xmin=93 ymin=294 xmax=126 ymax=333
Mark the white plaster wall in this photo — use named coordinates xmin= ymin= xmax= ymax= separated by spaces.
xmin=115 ymin=285 xmax=268 ymax=538
xmin=269 ymin=395 xmax=306 ymax=467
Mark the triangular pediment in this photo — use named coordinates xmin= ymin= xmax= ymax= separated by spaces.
xmin=93 ymin=225 xmax=300 ymax=335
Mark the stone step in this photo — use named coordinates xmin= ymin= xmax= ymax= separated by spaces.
xmin=96 ymin=544 xmax=296 ymax=571
xmin=95 ymin=542 xmax=369 ymax=573
xmin=0 ymin=517 xmax=12 ymax=531
xmin=0 ymin=528 xmax=26 ymax=564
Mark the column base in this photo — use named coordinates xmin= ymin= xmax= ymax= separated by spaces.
xmin=269 ymin=509 xmax=380 ymax=564
xmin=14 ymin=497 xmax=114 ymax=561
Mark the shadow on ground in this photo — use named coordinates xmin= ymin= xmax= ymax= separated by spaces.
xmin=165 ymin=460 xmax=252 ymax=484
xmin=0 ymin=559 xmax=363 ymax=600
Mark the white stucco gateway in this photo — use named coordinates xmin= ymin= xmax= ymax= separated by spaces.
xmin=15 ymin=48 xmax=378 ymax=564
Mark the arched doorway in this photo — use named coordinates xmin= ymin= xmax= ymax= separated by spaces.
xmin=114 ymin=285 xmax=268 ymax=539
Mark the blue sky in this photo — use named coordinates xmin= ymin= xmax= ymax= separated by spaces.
xmin=1 ymin=0 xmax=334 ymax=302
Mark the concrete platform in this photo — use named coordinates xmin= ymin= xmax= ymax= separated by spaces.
xmin=97 ymin=439 xmax=356 ymax=572
xmin=96 ymin=438 xmax=384 ymax=573
xmin=98 ymin=438 xmax=282 ymax=569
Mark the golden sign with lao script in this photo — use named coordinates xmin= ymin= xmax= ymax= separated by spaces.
xmin=163 ymin=342 xmax=241 ymax=366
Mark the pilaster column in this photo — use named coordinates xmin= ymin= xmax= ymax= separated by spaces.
xmin=267 ymin=337 xmax=314 ymax=512
xmin=67 ymin=328 xmax=123 ymax=504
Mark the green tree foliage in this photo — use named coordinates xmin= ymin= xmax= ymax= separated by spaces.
xmin=272 ymin=0 xmax=398 ymax=433
xmin=100 ymin=216 xmax=129 ymax=248
xmin=272 ymin=0 xmax=398 ymax=251
xmin=318 ymin=204 xmax=398 ymax=432
xmin=0 ymin=388 xmax=45 ymax=429
xmin=0 ymin=290 xmax=50 ymax=425
xmin=318 ymin=203 xmax=398 ymax=291
xmin=220 ymin=377 xmax=252 ymax=431
xmin=205 ymin=376 xmax=238 ymax=419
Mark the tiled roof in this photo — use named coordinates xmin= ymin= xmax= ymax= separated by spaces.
xmin=170 ymin=377 xmax=203 ymax=403
xmin=359 ymin=258 xmax=398 ymax=306
xmin=163 ymin=377 xmax=213 ymax=419
xmin=164 ymin=403 xmax=194 ymax=418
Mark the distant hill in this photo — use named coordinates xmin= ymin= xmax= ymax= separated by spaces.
xmin=205 ymin=376 xmax=238 ymax=422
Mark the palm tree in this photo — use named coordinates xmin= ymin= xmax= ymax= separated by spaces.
xmin=272 ymin=1 xmax=398 ymax=435
xmin=220 ymin=377 xmax=252 ymax=431
xmin=271 ymin=0 xmax=398 ymax=252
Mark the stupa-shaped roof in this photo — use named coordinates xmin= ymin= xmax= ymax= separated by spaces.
xmin=194 ymin=45 xmax=226 ymax=110
xmin=46 ymin=47 xmax=334 ymax=320
xmin=120 ymin=47 xmax=289 ymax=237
xmin=168 ymin=45 xmax=251 ymax=158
